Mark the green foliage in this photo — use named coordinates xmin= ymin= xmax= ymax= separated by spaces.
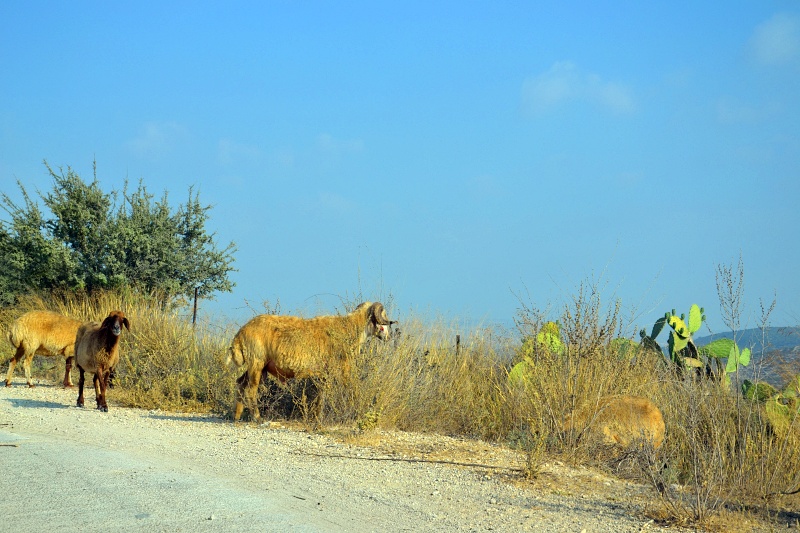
xmin=0 ymin=161 xmax=237 ymax=306
xmin=609 ymin=337 xmax=639 ymax=359
xmin=509 ymin=321 xmax=564 ymax=388
xmin=742 ymin=379 xmax=777 ymax=402
xmin=641 ymin=304 xmax=754 ymax=387
xmin=640 ymin=304 xmax=706 ymax=371
xmin=746 ymin=375 xmax=800 ymax=437
xmin=695 ymin=337 xmax=752 ymax=387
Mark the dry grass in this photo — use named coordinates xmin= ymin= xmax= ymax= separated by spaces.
xmin=0 ymin=290 xmax=237 ymax=413
xmin=2 ymin=287 xmax=800 ymax=529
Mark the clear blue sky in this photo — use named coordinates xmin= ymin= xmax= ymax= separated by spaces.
xmin=1 ymin=2 xmax=798 ymax=334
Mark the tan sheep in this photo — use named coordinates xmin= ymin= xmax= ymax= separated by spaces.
xmin=5 ymin=310 xmax=83 ymax=388
xmin=561 ymin=395 xmax=665 ymax=449
xmin=227 ymin=301 xmax=395 ymax=422
xmin=75 ymin=310 xmax=130 ymax=412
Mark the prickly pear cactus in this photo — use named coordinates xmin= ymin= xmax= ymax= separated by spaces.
xmin=698 ymin=337 xmax=752 ymax=386
xmin=688 ymin=304 xmax=704 ymax=335
xmin=639 ymin=316 xmax=667 ymax=355
xmin=664 ymin=305 xmax=705 ymax=368
xmin=509 ymin=322 xmax=564 ymax=388
xmin=763 ymin=375 xmax=800 ymax=436
xmin=536 ymin=321 xmax=564 ymax=355
xmin=609 ymin=338 xmax=639 ymax=359
xmin=742 ymin=379 xmax=777 ymax=402
xmin=641 ymin=304 xmax=708 ymax=376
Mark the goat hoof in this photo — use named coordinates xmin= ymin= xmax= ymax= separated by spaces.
xmin=27 ymin=384 xmax=35 ymax=388
xmin=4 ymin=381 xmax=11 ymax=387
xmin=77 ymin=402 xmax=84 ymax=408
xmin=98 ymin=406 xmax=108 ymax=412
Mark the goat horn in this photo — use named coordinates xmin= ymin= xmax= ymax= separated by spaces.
xmin=370 ymin=302 xmax=389 ymax=325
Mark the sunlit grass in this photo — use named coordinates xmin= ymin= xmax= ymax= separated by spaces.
xmin=2 ymin=287 xmax=800 ymax=528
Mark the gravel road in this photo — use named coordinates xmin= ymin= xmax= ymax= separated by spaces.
xmin=1 ymin=383 xmax=687 ymax=532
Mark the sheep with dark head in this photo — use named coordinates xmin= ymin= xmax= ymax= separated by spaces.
xmin=75 ymin=310 xmax=130 ymax=412
xmin=226 ymin=301 xmax=395 ymax=422
xmin=5 ymin=310 xmax=83 ymax=388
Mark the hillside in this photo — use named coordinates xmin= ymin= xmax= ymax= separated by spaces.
xmin=694 ymin=327 xmax=800 ymax=387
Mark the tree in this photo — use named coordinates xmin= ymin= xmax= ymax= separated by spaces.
xmin=0 ymin=160 xmax=237 ymax=306
xmin=42 ymin=160 xmax=115 ymax=292
xmin=0 ymin=183 xmax=81 ymax=303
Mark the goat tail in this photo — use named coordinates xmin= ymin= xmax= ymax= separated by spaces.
xmin=226 ymin=341 xmax=245 ymax=367
xmin=8 ymin=327 xmax=21 ymax=349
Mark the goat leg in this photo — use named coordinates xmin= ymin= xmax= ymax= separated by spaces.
xmin=23 ymin=352 xmax=35 ymax=388
xmin=76 ymin=365 xmax=86 ymax=407
xmin=93 ymin=372 xmax=103 ymax=410
xmin=4 ymin=346 xmax=24 ymax=386
xmin=63 ymin=356 xmax=74 ymax=388
xmin=98 ymin=369 xmax=109 ymax=412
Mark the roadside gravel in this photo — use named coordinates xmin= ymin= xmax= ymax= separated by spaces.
xmin=2 ymin=383 xmax=694 ymax=532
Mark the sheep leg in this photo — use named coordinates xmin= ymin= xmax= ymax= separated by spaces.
xmin=76 ymin=365 xmax=86 ymax=407
xmin=234 ymin=367 xmax=263 ymax=422
xmin=233 ymin=372 xmax=247 ymax=422
xmin=22 ymin=349 xmax=36 ymax=388
xmin=63 ymin=356 xmax=74 ymax=388
xmin=301 ymin=378 xmax=324 ymax=429
xmin=245 ymin=367 xmax=263 ymax=422
xmin=4 ymin=345 xmax=25 ymax=386
xmin=93 ymin=372 xmax=106 ymax=411
xmin=96 ymin=370 xmax=109 ymax=412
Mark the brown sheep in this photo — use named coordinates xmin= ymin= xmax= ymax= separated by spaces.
xmin=5 ymin=310 xmax=83 ymax=388
xmin=561 ymin=395 xmax=665 ymax=449
xmin=75 ymin=310 xmax=130 ymax=412
xmin=227 ymin=301 xmax=395 ymax=422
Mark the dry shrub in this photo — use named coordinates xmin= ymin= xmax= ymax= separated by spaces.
xmin=7 ymin=286 xmax=800 ymax=529
xmin=315 ymin=315 xmax=515 ymax=440
xmin=512 ymin=281 xmax=666 ymax=468
xmin=2 ymin=290 xmax=235 ymax=413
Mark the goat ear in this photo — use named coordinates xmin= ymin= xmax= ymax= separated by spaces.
xmin=123 ymin=317 xmax=131 ymax=331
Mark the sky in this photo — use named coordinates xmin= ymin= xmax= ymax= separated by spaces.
xmin=1 ymin=2 xmax=798 ymax=336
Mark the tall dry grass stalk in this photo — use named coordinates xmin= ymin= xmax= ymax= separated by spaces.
xmin=1 ymin=290 xmax=236 ymax=413
xmin=315 ymin=315 xmax=516 ymax=440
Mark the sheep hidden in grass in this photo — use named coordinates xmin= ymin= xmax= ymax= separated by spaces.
xmin=561 ymin=395 xmax=665 ymax=449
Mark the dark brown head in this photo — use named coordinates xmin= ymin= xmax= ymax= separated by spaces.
xmin=102 ymin=310 xmax=131 ymax=337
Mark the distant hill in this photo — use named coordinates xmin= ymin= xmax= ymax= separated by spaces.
xmin=693 ymin=327 xmax=800 ymax=388
xmin=694 ymin=327 xmax=800 ymax=353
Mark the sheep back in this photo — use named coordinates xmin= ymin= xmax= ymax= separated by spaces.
xmin=8 ymin=310 xmax=82 ymax=358
xmin=230 ymin=310 xmax=368 ymax=379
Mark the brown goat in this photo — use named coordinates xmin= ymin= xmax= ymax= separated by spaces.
xmin=75 ymin=311 xmax=130 ymax=412
xmin=227 ymin=301 xmax=394 ymax=422
xmin=561 ymin=395 xmax=665 ymax=449
xmin=5 ymin=310 xmax=82 ymax=388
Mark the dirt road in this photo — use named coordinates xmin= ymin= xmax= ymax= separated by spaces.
xmin=2 ymin=384 xmax=675 ymax=532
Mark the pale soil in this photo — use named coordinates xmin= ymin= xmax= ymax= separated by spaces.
xmin=0 ymin=381 xmax=776 ymax=532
